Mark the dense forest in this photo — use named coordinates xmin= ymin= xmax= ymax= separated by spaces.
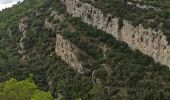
xmin=0 ymin=0 xmax=170 ymax=100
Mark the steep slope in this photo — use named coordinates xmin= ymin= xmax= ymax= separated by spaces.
xmin=62 ymin=0 xmax=170 ymax=68
xmin=0 ymin=0 xmax=170 ymax=99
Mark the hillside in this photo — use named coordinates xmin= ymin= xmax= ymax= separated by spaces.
xmin=0 ymin=0 xmax=170 ymax=100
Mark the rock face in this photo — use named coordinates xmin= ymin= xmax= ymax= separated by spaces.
xmin=55 ymin=34 xmax=84 ymax=73
xmin=61 ymin=0 xmax=170 ymax=68
xmin=127 ymin=1 xmax=161 ymax=11
xmin=18 ymin=18 xmax=28 ymax=54
xmin=18 ymin=17 xmax=30 ymax=63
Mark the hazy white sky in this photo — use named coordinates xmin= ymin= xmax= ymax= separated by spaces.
xmin=0 ymin=0 xmax=23 ymax=11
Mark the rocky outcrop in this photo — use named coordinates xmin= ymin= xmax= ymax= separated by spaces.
xmin=127 ymin=1 xmax=161 ymax=11
xmin=18 ymin=18 xmax=28 ymax=54
xmin=18 ymin=18 xmax=30 ymax=63
xmin=121 ymin=21 xmax=170 ymax=66
xmin=44 ymin=10 xmax=86 ymax=73
xmin=44 ymin=18 xmax=54 ymax=30
xmin=61 ymin=0 xmax=170 ymax=68
xmin=55 ymin=34 xmax=85 ymax=73
xmin=50 ymin=10 xmax=65 ymax=21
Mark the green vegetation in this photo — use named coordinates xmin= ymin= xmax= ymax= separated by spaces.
xmin=0 ymin=0 xmax=170 ymax=99
xmin=0 ymin=76 xmax=53 ymax=100
xmin=0 ymin=0 xmax=45 ymax=29
xmin=80 ymin=0 xmax=170 ymax=40
xmin=59 ymin=16 xmax=170 ymax=100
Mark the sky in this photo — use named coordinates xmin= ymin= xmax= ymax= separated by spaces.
xmin=0 ymin=0 xmax=23 ymax=11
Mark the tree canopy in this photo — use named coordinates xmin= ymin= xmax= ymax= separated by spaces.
xmin=0 ymin=76 xmax=53 ymax=100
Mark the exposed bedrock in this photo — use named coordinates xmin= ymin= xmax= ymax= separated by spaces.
xmin=61 ymin=0 xmax=170 ymax=68
xmin=55 ymin=34 xmax=85 ymax=73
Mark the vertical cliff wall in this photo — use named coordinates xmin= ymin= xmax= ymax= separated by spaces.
xmin=61 ymin=0 xmax=170 ymax=68
xmin=55 ymin=34 xmax=85 ymax=73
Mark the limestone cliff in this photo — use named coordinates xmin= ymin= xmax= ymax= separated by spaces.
xmin=55 ymin=34 xmax=85 ymax=73
xmin=45 ymin=10 xmax=86 ymax=73
xmin=61 ymin=0 xmax=170 ymax=68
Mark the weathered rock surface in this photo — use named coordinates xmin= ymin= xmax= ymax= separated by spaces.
xmin=18 ymin=17 xmax=30 ymax=63
xmin=61 ymin=0 xmax=170 ymax=68
xmin=18 ymin=18 xmax=28 ymax=54
xmin=55 ymin=34 xmax=85 ymax=73
xmin=44 ymin=18 xmax=54 ymax=30
xmin=127 ymin=1 xmax=161 ymax=11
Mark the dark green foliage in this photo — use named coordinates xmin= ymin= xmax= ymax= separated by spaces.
xmin=0 ymin=0 xmax=170 ymax=100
